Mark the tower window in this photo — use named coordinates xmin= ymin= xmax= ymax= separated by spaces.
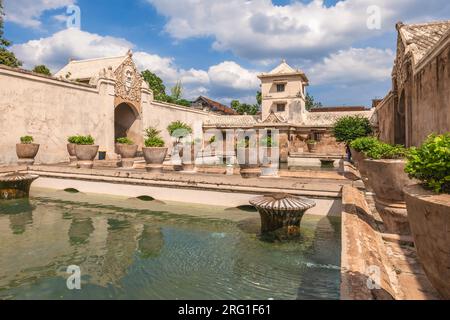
xmin=276 ymin=84 xmax=285 ymax=92
xmin=276 ymin=104 xmax=286 ymax=112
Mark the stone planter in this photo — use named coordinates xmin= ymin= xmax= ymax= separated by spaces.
xmin=364 ymin=159 xmax=414 ymax=235
xmin=404 ymin=185 xmax=450 ymax=299
xmin=350 ymin=147 xmax=372 ymax=191
xmin=16 ymin=143 xmax=40 ymax=165
xmin=238 ymin=148 xmax=261 ymax=178
xmin=67 ymin=143 xmax=77 ymax=166
xmin=75 ymin=145 xmax=99 ymax=169
xmin=306 ymin=142 xmax=317 ymax=153
xmin=116 ymin=144 xmax=138 ymax=168
xmin=143 ymin=147 xmax=168 ymax=173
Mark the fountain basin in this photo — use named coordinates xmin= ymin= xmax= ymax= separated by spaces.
xmin=250 ymin=193 xmax=316 ymax=235
xmin=0 ymin=173 xmax=39 ymax=200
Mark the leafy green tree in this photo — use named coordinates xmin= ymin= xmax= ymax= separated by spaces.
xmin=305 ymin=92 xmax=323 ymax=111
xmin=33 ymin=65 xmax=51 ymax=76
xmin=256 ymin=91 xmax=262 ymax=107
xmin=333 ymin=115 xmax=373 ymax=144
xmin=141 ymin=70 xmax=167 ymax=101
xmin=171 ymin=81 xmax=183 ymax=100
xmin=231 ymin=100 xmax=259 ymax=115
xmin=0 ymin=1 xmax=22 ymax=68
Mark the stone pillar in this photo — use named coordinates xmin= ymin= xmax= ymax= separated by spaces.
xmin=97 ymin=69 xmax=118 ymax=160
xmin=279 ymin=130 xmax=289 ymax=163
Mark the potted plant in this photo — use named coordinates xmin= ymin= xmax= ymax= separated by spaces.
xmin=116 ymin=137 xmax=138 ymax=168
xmin=403 ymin=134 xmax=450 ymax=299
xmin=306 ymin=139 xmax=318 ymax=153
xmin=237 ymin=138 xmax=261 ymax=178
xmin=363 ymin=140 xmax=413 ymax=234
xmin=349 ymin=136 xmax=379 ymax=189
xmin=16 ymin=136 xmax=40 ymax=165
xmin=142 ymin=127 xmax=168 ymax=173
xmin=73 ymin=135 xmax=99 ymax=169
xmin=67 ymin=136 xmax=79 ymax=166
xmin=333 ymin=115 xmax=373 ymax=160
xmin=167 ymin=121 xmax=192 ymax=156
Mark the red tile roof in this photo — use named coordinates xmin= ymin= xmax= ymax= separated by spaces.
xmin=194 ymin=96 xmax=238 ymax=115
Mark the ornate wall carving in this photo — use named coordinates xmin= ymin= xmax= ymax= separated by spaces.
xmin=114 ymin=56 xmax=142 ymax=107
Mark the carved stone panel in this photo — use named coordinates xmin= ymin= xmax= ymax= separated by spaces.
xmin=114 ymin=56 xmax=142 ymax=106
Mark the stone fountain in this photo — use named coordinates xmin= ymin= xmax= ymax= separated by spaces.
xmin=249 ymin=193 xmax=316 ymax=236
xmin=0 ymin=172 xmax=39 ymax=200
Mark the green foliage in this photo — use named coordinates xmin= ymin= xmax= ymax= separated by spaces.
xmin=20 ymin=136 xmax=33 ymax=144
xmin=116 ymin=137 xmax=134 ymax=145
xmin=350 ymin=136 xmax=379 ymax=152
xmin=236 ymin=138 xmax=257 ymax=149
xmin=364 ymin=141 xmax=407 ymax=160
xmin=170 ymin=81 xmax=183 ymax=100
xmin=141 ymin=70 xmax=166 ymax=101
xmin=32 ymin=65 xmax=51 ymax=76
xmin=145 ymin=136 xmax=165 ymax=147
xmin=256 ymin=91 xmax=262 ymax=107
xmin=144 ymin=126 xmax=165 ymax=147
xmin=260 ymin=136 xmax=278 ymax=147
xmin=68 ymin=135 xmax=95 ymax=145
xmin=231 ymin=100 xmax=259 ymax=115
xmin=305 ymin=92 xmax=323 ymax=111
xmin=208 ymin=136 xmax=216 ymax=144
xmin=167 ymin=121 xmax=192 ymax=139
xmin=333 ymin=115 xmax=373 ymax=144
xmin=405 ymin=134 xmax=450 ymax=193
xmin=0 ymin=3 xmax=22 ymax=68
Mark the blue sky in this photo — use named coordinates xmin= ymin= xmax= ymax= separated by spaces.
xmin=3 ymin=0 xmax=450 ymax=106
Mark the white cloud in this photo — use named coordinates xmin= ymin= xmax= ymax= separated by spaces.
xmin=4 ymin=0 xmax=75 ymax=28
xmin=208 ymin=61 xmax=259 ymax=91
xmin=147 ymin=0 xmax=450 ymax=61
xmin=306 ymin=47 xmax=395 ymax=85
xmin=10 ymin=28 xmax=261 ymax=102
xmin=11 ymin=28 xmax=132 ymax=70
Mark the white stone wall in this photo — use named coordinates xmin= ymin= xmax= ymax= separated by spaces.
xmin=0 ymin=66 xmax=217 ymax=165
xmin=0 ymin=67 xmax=116 ymax=165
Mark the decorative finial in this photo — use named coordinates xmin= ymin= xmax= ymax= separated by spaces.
xmin=127 ymin=49 xmax=133 ymax=57
xmin=281 ymin=58 xmax=286 ymax=64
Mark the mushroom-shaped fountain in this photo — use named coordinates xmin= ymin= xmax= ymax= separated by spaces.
xmin=0 ymin=172 xmax=39 ymax=200
xmin=249 ymin=193 xmax=316 ymax=236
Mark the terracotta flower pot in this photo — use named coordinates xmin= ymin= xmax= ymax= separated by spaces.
xmin=364 ymin=159 xmax=415 ymax=234
xmin=404 ymin=185 xmax=450 ymax=299
xmin=116 ymin=144 xmax=138 ymax=159
xmin=75 ymin=145 xmax=99 ymax=169
xmin=16 ymin=143 xmax=40 ymax=165
xmin=142 ymin=147 xmax=168 ymax=173
xmin=307 ymin=142 xmax=317 ymax=153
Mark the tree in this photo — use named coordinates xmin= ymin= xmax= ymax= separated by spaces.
xmin=305 ymin=92 xmax=323 ymax=111
xmin=333 ymin=115 xmax=373 ymax=144
xmin=33 ymin=65 xmax=51 ymax=76
xmin=256 ymin=91 xmax=262 ymax=107
xmin=231 ymin=100 xmax=259 ymax=115
xmin=171 ymin=81 xmax=183 ymax=100
xmin=0 ymin=1 xmax=22 ymax=68
xmin=141 ymin=70 xmax=167 ymax=101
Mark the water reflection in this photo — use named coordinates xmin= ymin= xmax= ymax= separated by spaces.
xmin=0 ymin=195 xmax=341 ymax=300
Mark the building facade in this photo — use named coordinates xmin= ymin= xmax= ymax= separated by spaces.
xmin=375 ymin=21 xmax=450 ymax=147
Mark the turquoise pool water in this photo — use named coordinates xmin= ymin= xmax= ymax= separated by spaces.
xmin=0 ymin=190 xmax=341 ymax=300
